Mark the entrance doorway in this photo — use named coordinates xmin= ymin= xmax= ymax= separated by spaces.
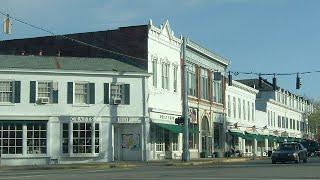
xmin=201 ymin=117 xmax=212 ymax=158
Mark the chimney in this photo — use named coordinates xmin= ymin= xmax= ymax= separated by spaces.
xmin=39 ymin=50 xmax=43 ymax=56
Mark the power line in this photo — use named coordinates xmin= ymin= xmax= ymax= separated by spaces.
xmin=0 ymin=11 xmax=148 ymax=63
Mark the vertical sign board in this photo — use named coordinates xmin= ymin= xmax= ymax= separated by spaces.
xmin=3 ymin=15 xmax=11 ymax=35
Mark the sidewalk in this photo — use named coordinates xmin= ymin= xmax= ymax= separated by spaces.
xmin=0 ymin=157 xmax=269 ymax=171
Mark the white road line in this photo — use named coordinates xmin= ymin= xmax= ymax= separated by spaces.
xmin=0 ymin=174 xmax=47 ymax=179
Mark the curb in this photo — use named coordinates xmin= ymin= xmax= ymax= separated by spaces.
xmin=165 ymin=157 xmax=268 ymax=166
xmin=0 ymin=163 xmax=140 ymax=171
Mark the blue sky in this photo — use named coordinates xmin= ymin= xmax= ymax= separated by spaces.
xmin=1 ymin=0 xmax=320 ymax=99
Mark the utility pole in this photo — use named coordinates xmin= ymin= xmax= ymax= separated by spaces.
xmin=182 ymin=37 xmax=190 ymax=161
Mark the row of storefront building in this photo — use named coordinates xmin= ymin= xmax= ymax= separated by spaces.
xmin=0 ymin=20 xmax=313 ymax=165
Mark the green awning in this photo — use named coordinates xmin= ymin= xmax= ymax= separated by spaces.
xmin=155 ymin=123 xmax=182 ymax=134
xmin=228 ymin=129 xmax=245 ymax=138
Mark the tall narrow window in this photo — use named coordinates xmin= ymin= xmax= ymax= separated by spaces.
xmin=62 ymin=123 xmax=69 ymax=153
xmin=238 ymin=98 xmax=241 ymax=119
xmin=252 ymin=103 xmax=254 ymax=122
xmin=161 ymin=63 xmax=169 ymax=90
xmin=243 ymin=100 xmax=246 ymax=120
xmin=173 ymin=66 xmax=178 ymax=92
xmin=187 ymin=64 xmax=196 ymax=96
xmin=95 ymin=123 xmax=99 ymax=153
xmin=200 ymin=68 xmax=208 ymax=100
xmin=233 ymin=97 xmax=236 ymax=118
xmin=152 ymin=59 xmax=157 ymax=87
xmin=247 ymin=101 xmax=250 ymax=121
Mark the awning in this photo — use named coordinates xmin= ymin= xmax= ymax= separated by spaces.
xmin=228 ymin=129 xmax=245 ymax=138
xmin=154 ymin=123 xmax=200 ymax=134
xmin=155 ymin=123 xmax=182 ymax=133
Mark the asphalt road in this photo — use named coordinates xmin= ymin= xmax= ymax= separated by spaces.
xmin=1 ymin=158 xmax=320 ymax=180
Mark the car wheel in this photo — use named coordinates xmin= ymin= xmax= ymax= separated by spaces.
xmin=295 ymin=156 xmax=300 ymax=163
xmin=303 ymin=158 xmax=307 ymax=163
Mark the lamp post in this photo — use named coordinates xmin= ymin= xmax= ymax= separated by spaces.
xmin=182 ymin=37 xmax=190 ymax=161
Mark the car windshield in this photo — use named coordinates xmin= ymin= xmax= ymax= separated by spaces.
xmin=278 ymin=144 xmax=298 ymax=151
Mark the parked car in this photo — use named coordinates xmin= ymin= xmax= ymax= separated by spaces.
xmin=271 ymin=142 xmax=308 ymax=164
xmin=301 ymin=140 xmax=319 ymax=157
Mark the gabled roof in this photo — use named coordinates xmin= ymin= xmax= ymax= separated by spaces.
xmin=0 ymin=55 xmax=146 ymax=73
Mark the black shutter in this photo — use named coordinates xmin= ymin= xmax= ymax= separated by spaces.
xmin=29 ymin=81 xmax=36 ymax=103
xmin=52 ymin=82 xmax=58 ymax=104
xmin=89 ymin=83 xmax=95 ymax=104
xmin=67 ymin=82 xmax=73 ymax=104
xmin=14 ymin=81 xmax=21 ymax=103
xmin=124 ymin=84 xmax=130 ymax=105
xmin=104 ymin=83 xmax=109 ymax=104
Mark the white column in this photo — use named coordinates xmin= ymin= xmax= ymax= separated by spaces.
xmin=68 ymin=122 xmax=73 ymax=156
xmin=264 ymin=138 xmax=269 ymax=152
xmin=22 ymin=124 xmax=27 ymax=155
xmin=253 ymin=138 xmax=257 ymax=157
xmin=238 ymin=136 xmax=242 ymax=151
xmin=111 ymin=124 xmax=115 ymax=161
xmin=91 ymin=122 xmax=95 ymax=156
xmin=144 ymin=119 xmax=150 ymax=161
xmin=242 ymin=138 xmax=246 ymax=154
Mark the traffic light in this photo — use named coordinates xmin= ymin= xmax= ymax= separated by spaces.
xmin=258 ymin=74 xmax=263 ymax=88
xmin=296 ymin=74 xmax=301 ymax=89
xmin=228 ymin=71 xmax=232 ymax=86
xmin=272 ymin=75 xmax=277 ymax=91
xmin=175 ymin=117 xmax=184 ymax=125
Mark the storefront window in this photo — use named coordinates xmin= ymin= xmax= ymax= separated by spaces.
xmin=0 ymin=123 xmax=22 ymax=154
xmin=189 ymin=124 xmax=199 ymax=149
xmin=155 ymin=126 xmax=164 ymax=152
xmin=172 ymin=133 xmax=178 ymax=151
xmin=62 ymin=122 xmax=100 ymax=154
xmin=62 ymin=123 xmax=69 ymax=153
xmin=27 ymin=123 xmax=47 ymax=154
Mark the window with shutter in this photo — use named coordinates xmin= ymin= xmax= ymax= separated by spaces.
xmin=0 ymin=81 xmax=13 ymax=103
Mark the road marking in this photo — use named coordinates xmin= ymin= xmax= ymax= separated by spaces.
xmin=0 ymin=174 xmax=47 ymax=179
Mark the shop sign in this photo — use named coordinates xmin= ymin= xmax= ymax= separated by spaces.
xmin=115 ymin=117 xmax=130 ymax=123
xmin=159 ymin=114 xmax=175 ymax=121
xmin=70 ymin=116 xmax=94 ymax=122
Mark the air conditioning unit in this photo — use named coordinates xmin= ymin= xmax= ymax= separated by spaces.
xmin=113 ymin=98 xmax=122 ymax=105
xmin=37 ymin=97 xmax=50 ymax=104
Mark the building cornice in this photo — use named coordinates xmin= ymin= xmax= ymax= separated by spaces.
xmin=0 ymin=69 xmax=151 ymax=77
xmin=186 ymin=39 xmax=229 ymax=66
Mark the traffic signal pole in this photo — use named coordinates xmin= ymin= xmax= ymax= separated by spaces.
xmin=182 ymin=37 xmax=190 ymax=161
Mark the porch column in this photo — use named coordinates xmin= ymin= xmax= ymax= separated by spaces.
xmin=253 ymin=138 xmax=257 ymax=157
xmin=238 ymin=136 xmax=242 ymax=151
xmin=264 ymin=138 xmax=269 ymax=152
xmin=242 ymin=138 xmax=246 ymax=154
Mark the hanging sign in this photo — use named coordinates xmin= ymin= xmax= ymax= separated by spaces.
xmin=3 ymin=14 xmax=11 ymax=35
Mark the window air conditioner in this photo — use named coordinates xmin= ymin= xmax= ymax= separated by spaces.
xmin=37 ymin=97 xmax=50 ymax=104
xmin=113 ymin=98 xmax=122 ymax=105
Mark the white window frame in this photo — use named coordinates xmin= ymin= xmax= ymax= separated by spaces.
xmin=173 ymin=66 xmax=178 ymax=92
xmin=74 ymin=82 xmax=89 ymax=104
xmin=0 ymin=80 xmax=13 ymax=103
xmin=152 ymin=57 xmax=158 ymax=87
xmin=188 ymin=64 xmax=196 ymax=96
xmin=161 ymin=62 xmax=169 ymax=90
xmin=37 ymin=81 xmax=53 ymax=103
